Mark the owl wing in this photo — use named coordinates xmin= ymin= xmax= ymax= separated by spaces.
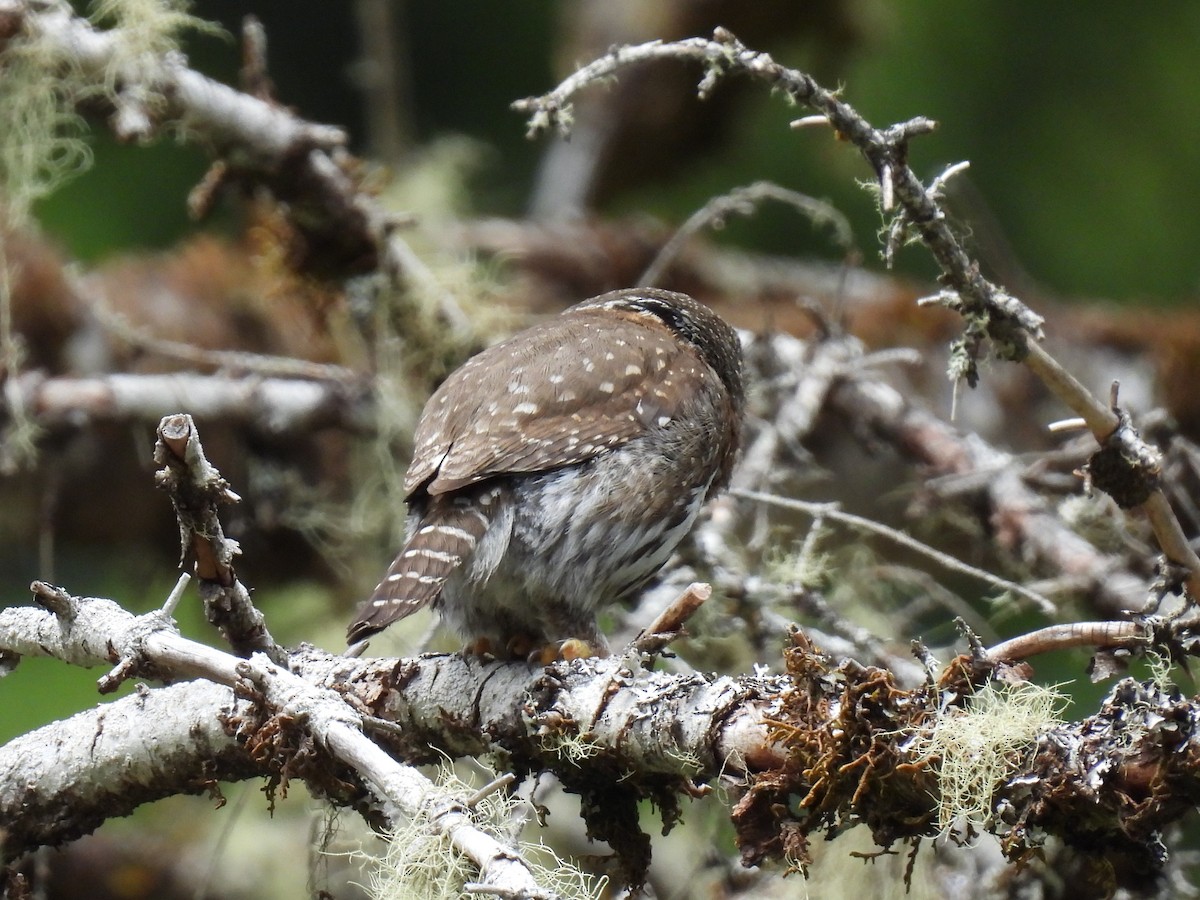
xmin=404 ymin=311 xmax=703 ymax=497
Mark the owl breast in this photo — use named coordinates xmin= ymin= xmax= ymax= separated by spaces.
xmin=433 ymin=399 xmax=733 ymax=649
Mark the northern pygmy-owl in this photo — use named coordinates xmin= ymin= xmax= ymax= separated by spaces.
xmin=347 ymin=288 xmax=744 ymax=657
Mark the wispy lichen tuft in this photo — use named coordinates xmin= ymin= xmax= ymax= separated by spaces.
xmin=0 ymin=36 xmax=91 ymax=226
xmin=910 ymin=680 xmax=1067 ymax=837
xmin=357 ymin=762 xmax=606 ymax=900
xmin=89 ymin=0 xmax=223 ymax=98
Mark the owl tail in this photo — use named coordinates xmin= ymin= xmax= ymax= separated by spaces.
xmin=346 ymin=493 xmax=494 ymax=644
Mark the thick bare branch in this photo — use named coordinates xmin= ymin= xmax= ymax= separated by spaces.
xmin=0 ymin=590 xmax=561 ymax=897
xmin=0 ymin=679 xmax=258 ymax=861
xmin=11 ymin=371 xmax=370 ymax=434
xmin=6 ymin=578 xmax=1200 ymax=890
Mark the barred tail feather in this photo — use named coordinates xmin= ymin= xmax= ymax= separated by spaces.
xmin=347 ymin=500 xmax=491 ymax=643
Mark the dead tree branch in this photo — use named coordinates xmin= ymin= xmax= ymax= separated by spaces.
xmin=152 ymin=414 xmax=284 ymax=662
xmin=5 ymin=590 xmax=1200 ymax=891
xmin=0 ymin=589 xmax=563 ymax=898
xmin=9 ymin=371 xmax=370 ymax=434
xmin=514 ymin=27 xmax=1200 ymax=604
xmin=0 ymin=0 xmax=470 ymax=338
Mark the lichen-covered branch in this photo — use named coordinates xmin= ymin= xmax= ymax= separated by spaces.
xmin=513 ymin=28 xmax=1042 ymax=349
xmin=0 ymin=679 xmax=258 ymax=860
xmin=5 ymin=578 xmax=1200 ymax=892
xmin=0 ymin=589 xmax=563 ymax=898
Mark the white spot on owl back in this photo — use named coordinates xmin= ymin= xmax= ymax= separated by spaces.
xmin=549 ymin=374 xmax=565 ymax=384
xmin=624 ymin=364 xmax=641 ymax=376
xmin=513 ymin=401 xmax=539 ymax=415
xmin=599 ymin=382 xmax=615 ymax=393
xmin=419 ymin=524 xmax=475 ymax=542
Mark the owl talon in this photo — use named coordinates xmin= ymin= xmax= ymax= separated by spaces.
xmin=527 ymin=639 xmax=601 ymax=665
xmin=559 ymin=638 xmax=598 ymax=661
xmin=500 ymin=634 xmax=535 ymax=659
xmin=462 ymin=637 xmax=495 ymax=658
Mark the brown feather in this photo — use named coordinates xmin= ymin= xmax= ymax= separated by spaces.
xmin=406 ymin=309 xmax=695 ymax=497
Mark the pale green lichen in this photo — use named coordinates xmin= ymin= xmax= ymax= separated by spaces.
xmin=0 ymin=29 xmax=90 ymax=225
xmin=910 ymin=680 xmax=1067 ymax=837
xmin=542 ymin=729 xmax=606 ymax=766
xmin=357 ymin=763 xmax=605 ymax=900
xmin=0 ymin=18 xmax=88 ymax=468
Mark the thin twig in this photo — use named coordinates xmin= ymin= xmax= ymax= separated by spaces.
xmin=516 ymin=29 xmax=1200 ymax=603
xmin=638 ymin=180 xmax=853 ymax=288
xmin=732 ymin=488 xmax=1057 ymax=616
xmin=465 ymin=773 xmax=517 ymax=810
xmin=987 ymin=621 xmax=1147 ymax=664
xmin=90 ymin=301 xmax=359 ymax=383
xmin=160 ymin=572 xmax=191 ymax=617
xmin=630 ymin=582 xmax=711 ymax=655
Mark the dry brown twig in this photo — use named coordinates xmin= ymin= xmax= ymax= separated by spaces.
xmin=153 ymin=413 xmax=284 ymax=663
xmin=630 ymin=582 xmax=711 ymax=656
xmin=986 ymin=621 xmax=1148 ymax=665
